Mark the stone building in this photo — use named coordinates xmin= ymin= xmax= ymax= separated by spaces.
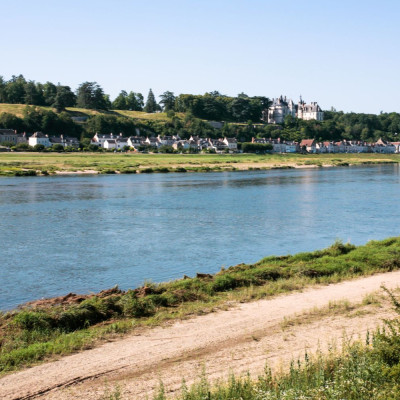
xmin=265 ymin=96 xmax=324 ymax=124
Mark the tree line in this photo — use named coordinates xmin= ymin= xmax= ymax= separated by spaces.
xmin=1 ymin=75 xmax=400 ymax=143
xmin=0 ymin=75 xmax=270 ymax=122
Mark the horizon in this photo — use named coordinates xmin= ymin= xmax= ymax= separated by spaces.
xmin=2 ymin=0 xmax=400 ymax=115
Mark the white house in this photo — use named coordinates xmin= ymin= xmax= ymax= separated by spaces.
xmin=29 ymin=132 xmax=51 ymax=147
xmin=104 ymin=139 xmax=117 ymax=150
xmin=223 ymin=137 xmax=238 ymax=151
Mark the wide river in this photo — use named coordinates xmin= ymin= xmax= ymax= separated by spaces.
xmin=1 ymin=165 xmax=399 ymax=310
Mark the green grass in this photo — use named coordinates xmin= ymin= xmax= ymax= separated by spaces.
xmin=0 ymin=104 xmax=183 ymax=121
xmin=1 ymin=237 xmax=400 ymax=374
xmin=0 ymin=152 xmax=399 ymax=176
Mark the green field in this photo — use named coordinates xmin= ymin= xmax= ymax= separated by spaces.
xmin=0 ymin=152 xmax=399 ymax=176
xmin=0 ymin=103 xmax=183 ymax=121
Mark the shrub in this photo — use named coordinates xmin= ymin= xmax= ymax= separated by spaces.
xmin=13 ymin=311 xmax=54 ymax=332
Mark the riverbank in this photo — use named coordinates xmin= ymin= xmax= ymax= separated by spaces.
xmin=1 ymin=237 xmax=400 ymax=377
xmin=0 ymin=152 xmax=399 ymax=176
xmin=1 ymin=267 xmax=400 ymax=399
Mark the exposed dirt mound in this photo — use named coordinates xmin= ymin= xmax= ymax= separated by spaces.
xmin=22 ymin=286 xmax=124 ymax=309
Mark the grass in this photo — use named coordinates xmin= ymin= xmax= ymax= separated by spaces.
xmin=0 ymin=152 xmax=399 ymax=176
xmin=280 ymin=292 xmax=385 ymax=331
xmin=0 ymin=104 xmax=184 ymax=121
xmin=1 ymin=237 xmax=400 ymax=375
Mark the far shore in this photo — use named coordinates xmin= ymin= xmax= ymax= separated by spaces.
xmin=0 ymin=152 xmax=398 ymax=177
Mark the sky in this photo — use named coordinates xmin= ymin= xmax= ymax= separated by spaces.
xmin=1 ymin=0 xmax=400 ymax=114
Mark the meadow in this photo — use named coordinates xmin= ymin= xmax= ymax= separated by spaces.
xmin=1 ymin=237 xmax=400 ymax=375
xmin=0 ymin=152 xmax=399 ymax=176
xmin=0 ymin=104 xmax=183 ymax=121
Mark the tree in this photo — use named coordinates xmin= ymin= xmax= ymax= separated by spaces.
xmin=52 ymin=85 xmax=76 ymax=112
xmin=112 ymin=90 xmax=128 ymax=109
xmin=51 ymin=144 xmax=64 ymax=152
xmin=127 ymin=92 xmax=144 ymax=111
xmin=24 ymin=81 xmax=41 ymax=105
xmin=42 ymin=82 xmax=58 ymax=106
xmin=76 ymin=82 xmax=109 ymax=110
xmin=33 ymin=144 xmax=45 ymax=152
xmin=0 ymin=76 xmax=6 ymax=102
xmin=5 ymin=75 xmax=26 ymax=103
xmin=0 ymin=112 xmax=26 ymax=132
xmin=144 ymin=89 xmax=159 ymax=113
xmin=159 ymin=91 xmax=176 ymax=112
xmin=242 ymin=142 xmax=273 ymax=153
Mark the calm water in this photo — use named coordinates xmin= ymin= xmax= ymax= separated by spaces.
xmin=1 ymin=165 xmax=399 ymax=310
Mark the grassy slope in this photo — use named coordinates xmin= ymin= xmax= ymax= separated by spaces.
xmin=0 ymin=152 xmax=399 ymax=176
xmin=0 ymin=103 xmax=183 ymax=121
xmin=1 ymin=237 xmax=400 ymax=374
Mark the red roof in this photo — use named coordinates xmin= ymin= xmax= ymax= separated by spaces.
xmin=300 ymin=139 xmax=315 ymax=146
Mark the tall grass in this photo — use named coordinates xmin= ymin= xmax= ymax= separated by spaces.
xmin=1 ymin=237 xmax=400 ymax=373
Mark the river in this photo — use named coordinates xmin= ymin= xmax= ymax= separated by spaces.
xmin=1 ymin=164 xmax=399 ymax=310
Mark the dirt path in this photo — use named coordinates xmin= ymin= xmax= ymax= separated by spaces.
xmin=2 ymin=271 xmax=400 ymax=400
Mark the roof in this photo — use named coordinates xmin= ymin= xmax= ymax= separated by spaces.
xmin=30 ymin=132 xmax=47 ymax=138
xmin=300 ymin=139 xmax=315 ymax=146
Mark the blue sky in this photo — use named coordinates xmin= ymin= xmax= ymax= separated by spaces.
xmin=1 ymin=0 xmax=399 ymax=114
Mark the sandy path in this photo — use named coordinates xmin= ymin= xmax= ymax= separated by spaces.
xmin=1 ymin=270 xmax=400 ymax=400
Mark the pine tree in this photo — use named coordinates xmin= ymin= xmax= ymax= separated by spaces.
xmin=144 ymin=89 xmax=159 ymax=113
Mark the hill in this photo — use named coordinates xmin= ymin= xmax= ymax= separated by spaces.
xmin=0 ymin=103 xmax=184 ymax=122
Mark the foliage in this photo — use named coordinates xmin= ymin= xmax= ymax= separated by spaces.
xmin=112 ymin=90 xmax=144 ymax=111
xmin=144 ymin=89 xmax=160 ymax=113
xmin=242 ymin=142 xmax=273 ymax=153
xmin=76 ymin=81 xmax=110 ymax=110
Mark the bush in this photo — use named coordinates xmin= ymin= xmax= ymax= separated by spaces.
xmin=33 ymin=144 xmax=45 ymax=152
xmin=119 ymin=293 xmax=156 ymax=317
xmin=14 ymin=170 xmax=37 ymax=176
xmin=13 ymin=311 xmax=54 ymax=332
xmin=242 ymin=142 xmax=273 ymax=153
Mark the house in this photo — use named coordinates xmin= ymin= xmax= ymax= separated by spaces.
xmin=285 ymin=141 xmax=299 ymax=153
xmin=300 ymin=139 xmax=317 ymax=153
xmin=251 ymin=137 xmax=267 ymax=144
xmin=391 ymin=142 xmax=400 ymax=153
xmin=373 ymin=138 xmax=395 ymax=153
xmin=144 ymin=137 xmax=159 ymax=148
xmin=223 ymin=137 xmax=238 ymax=151
xmin=49 ymin=135 xmax=80 ymax=148
xmin=104 ymin=139 xmax=117 ymax=150
xmin=91 ymin=133 xmax=114 ymax=147
xmin=127 ymin=136 xmax=146 ymax=149
xmin=0 ymin=129 xmax=18 ymax=145
xmin=157 ymin=135 xmax=175 ymax=146
xmin=208 ymin=138 xmax=227 ymax=152
xmin=321 ymin=141 xmax=338 ymax=153
xmin=29 ymin=132 xmax=51 ymax=147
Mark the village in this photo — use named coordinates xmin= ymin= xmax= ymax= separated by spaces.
xmin=0 ymin=128 xmax=399 ymax=154
xmin=0 ymin=97 xmax=399 ymax=154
